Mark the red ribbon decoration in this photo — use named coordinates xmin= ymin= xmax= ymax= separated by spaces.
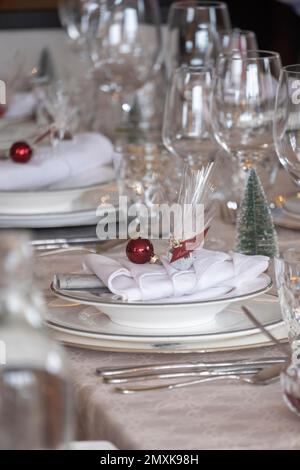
xmin=170 ymin=227 xmax=210 ymax=264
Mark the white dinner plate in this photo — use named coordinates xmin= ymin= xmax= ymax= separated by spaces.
xmin=0 ymin=181 xmax=118 ymax=228
xmin=51 ymin=274 xmax=272 ymax=329
xmin=46 ymin=294 xmax=287 ymax=353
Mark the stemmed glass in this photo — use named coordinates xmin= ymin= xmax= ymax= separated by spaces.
xmin=219 ymin=28 xmax=258 ymax=54
xmin=163 ymin=65 xmax=217 ymax=168
xmin=90 ymin=0 xmax=161 ymax=136
xmin=211 ymin=50 xmax=282 ymax=200
xmin=58 ymin=0 xmax=106 ymax=53
xmin=166 ymin=1 xmax=231 ymax=76
xmin=274 ymin=64 xmax=300 ymax=187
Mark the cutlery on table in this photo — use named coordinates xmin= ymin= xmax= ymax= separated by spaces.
xmin=96 ymin=357 xmax=287 ymax=379
xmin=115 ymin=364 xmax=285 ymax=394
xmin=104 ymin=365 xmax=271 ymax=384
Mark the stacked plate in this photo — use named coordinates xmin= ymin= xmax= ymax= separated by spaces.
xmin=46 ymin=291 xmax=287 ymax=354
xmin=0 ymin=181 xmax=118 ymax=228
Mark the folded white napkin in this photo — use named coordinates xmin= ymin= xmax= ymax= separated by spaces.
xmin=4 ymin=92 xmax=37 ymax=120
xmin=0 ymin=132 xmax=114 ymax=191
xmin=84 ymin=249 xmax=269 ymax=303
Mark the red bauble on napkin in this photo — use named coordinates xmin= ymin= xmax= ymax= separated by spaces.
xmin=126 ymin=238 xmax=154 ymax=264
xmin=10 ymin=141 xmax=33 ymax=164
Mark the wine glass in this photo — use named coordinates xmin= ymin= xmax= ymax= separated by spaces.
xmin=220 ymin=28 xmax=258 ymax=54
xmin=90 ymin=0 xmax=161 ymax=137
xmin=166 ymin=1 xmax=231 ymax=76
xmin=211 ymin=50 xmax=282 ymax=200
xmin=58 ymin=0 xmax=106 ymax=51
xmin=163 ymin=65 xmax=217 ymax=168
xmin=274 ymin=64 xmax=300 ymax=187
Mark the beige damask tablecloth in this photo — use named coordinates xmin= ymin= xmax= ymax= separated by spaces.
xmin=39 ymin=170 xmax=300 ymax=450
xmin=67 ymin=346 xmax=300 ymax=450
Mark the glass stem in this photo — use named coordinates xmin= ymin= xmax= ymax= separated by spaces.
xmin=291 ymin=339 xmax=300 ymax=365
xmin=111 ymin=91 xmax=134 ymax=134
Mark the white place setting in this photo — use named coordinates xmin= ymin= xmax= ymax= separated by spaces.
xmin=0 ymin=52 xmax=119 ymax=229
xmin=0 ymin=129 xmax=118 ymax=227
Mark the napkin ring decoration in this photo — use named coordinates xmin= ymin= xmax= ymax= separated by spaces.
xmin=126 ymin=163 xmax=215 ymax=268
xmin=166 ymin=163 xmax=215 ymax=270
xmin=168 ymin=228 xmax=210 ymax=270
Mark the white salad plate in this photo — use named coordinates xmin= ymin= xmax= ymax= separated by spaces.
xmin=51 ymin=274 xmax=272 ymax=329
xmin=46 ymin=293 xmax=287 ymax=353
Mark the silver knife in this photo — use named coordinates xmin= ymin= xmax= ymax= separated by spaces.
xmin=96 ymin=357 xmax=287 ymax=378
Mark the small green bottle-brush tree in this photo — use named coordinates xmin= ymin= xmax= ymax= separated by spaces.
xmin=235 ymin=168 xmax=279 ymax=258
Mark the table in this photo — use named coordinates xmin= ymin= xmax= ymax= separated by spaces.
xmin=4 ymin=27 xmax=300 ymax=450
xmin=37 ymin=169 xmax=300 ymax=450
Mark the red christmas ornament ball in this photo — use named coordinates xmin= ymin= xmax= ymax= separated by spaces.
xmin=10 ymin=141 xmax=33 ymax=164
xmin=126 ymin=238 xmax=154 ymax=264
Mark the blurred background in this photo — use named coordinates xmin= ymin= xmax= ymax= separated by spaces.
xmin=1 ymin=0 xmax=300 ymax=65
